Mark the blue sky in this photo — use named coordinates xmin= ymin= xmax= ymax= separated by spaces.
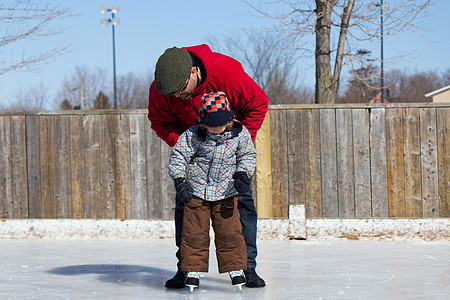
xmin=1 ymin=0 xmax=449 ymax=108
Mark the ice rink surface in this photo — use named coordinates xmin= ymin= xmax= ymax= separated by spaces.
xmin=1 ymin=239 xmax=449 ymax=299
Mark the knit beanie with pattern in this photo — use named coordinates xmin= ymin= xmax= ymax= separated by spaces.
xmin=198 ymin=91 xmax=234 ymax=127
xmin=154 ymin=47 xmax=192 ymax=96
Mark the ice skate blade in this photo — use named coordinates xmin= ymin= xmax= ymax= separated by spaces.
xmin=186 ymin=285 xmax=197 ymax=293
xmin=234 ymin=283 xmax=244 ymax=292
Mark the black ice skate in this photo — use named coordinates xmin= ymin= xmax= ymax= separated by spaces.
xmin=185 ymin=272 xmax=200 ymax=292
xmin=229 ymin=270 xmax=246 ymax=291
xmin=244 ymin=268 xmax=266 ymax=287
xmin=164 ymin=270 xmax=185 ymax=289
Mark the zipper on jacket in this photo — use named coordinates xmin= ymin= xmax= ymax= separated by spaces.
xmin=206 ymin=136 xmax=225 ymax=184
xmin=214 ymin=138 xmax=228 ymax=199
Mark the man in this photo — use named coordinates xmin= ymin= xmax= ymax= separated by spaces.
xmin=147 ymin=44 xmax=268 ymax=289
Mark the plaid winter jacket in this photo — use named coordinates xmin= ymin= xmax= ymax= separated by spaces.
xmin=168 ymin=121 xmax=256 ymax=201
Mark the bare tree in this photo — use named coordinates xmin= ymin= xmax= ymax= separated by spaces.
xmin=56 ymin=66 xmax=109 ymax=109
xmin=209 ymin=30 xmax=313 ymax=104
xmin=264 ymin=66 xmax=314 ymax=104
xmin=60 ymin=99 xmax=73 ymax=110
xmin=440 ymin=68 xmax=450 ymax=85
xmin=0 ymin=0 xmax=72 ymax=75
xmin=337 ymin=49 xmax=379 ymax=103
xmin=8 ymin=82 xmax=48 ymax=110
xmin=337 ymin=66 xmax=379 ymax=103
xmin=93 ymin=91 xmax=110 ymax=109
xmin=116 ymin=71 xmax=153 ymax=109
xmin=243 ymin=0 xmax=433 ymax=103
xmin=386 ymin=69 xmax=449 ymax=102
xmin=56 ymin=66 xmax=152 ymax=110
xmin=339 ymin=68 xmax=450 ymax=103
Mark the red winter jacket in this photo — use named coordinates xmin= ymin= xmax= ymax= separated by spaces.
xmin=148 ymin=44 xmax=269 ymax=147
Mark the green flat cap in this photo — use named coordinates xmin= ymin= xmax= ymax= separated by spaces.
xmin=154 ymin=47 xmax=192 ymax=96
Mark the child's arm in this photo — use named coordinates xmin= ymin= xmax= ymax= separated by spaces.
xmin=168 ymin=127 xmax=196 ymax=181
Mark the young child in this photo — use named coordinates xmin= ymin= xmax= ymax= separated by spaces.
xmin=168 ymin=91 xmax=257 ymax=291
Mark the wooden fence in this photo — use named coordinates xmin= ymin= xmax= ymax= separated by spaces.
xmin=0 ymin=103 xmax=449 ymax=220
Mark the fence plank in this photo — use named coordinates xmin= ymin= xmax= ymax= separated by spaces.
xmin=437 ymin=108 xmax=449 ymax=217
xmin=26 ymin=116 xmax=41 ymax=218
xmin=84 ymin=115 xmax=101 ymax=218
xmin=286 ymin=110 xmax=305 ymax=205
xmin=115 ymin=114 xmax=131 ymax=220
xmin=145 ymin=117 xmax=163 ymax=219
xmin=303 ymin=109 xmax=322 ymax=218
xmin=370 ymin=108 xmax=389 ymax=217
xmin=40 ymin=116 xmax=56 ymax=218
xmin=161 ymin=143 xmax=175 ymax=219
xmin=10 ymin=116 xmax=28 ymax=218
xmin=70 ymin=115 xmax=86 ymax=218
xmin=336 ymin=109 xmax=355 ymax=217
xmin=0 ymin=117 xmax=12 ymax=218
xmin=352 ymin=109 xmax=372 ymax=217
xmin=255 ymin=115 xmax=273 ymax=218
xmin=403 ymin=107 xmax=422 ymax=218
xmin=270 ymin=110 xmax=289 ymax=218
xmin=320 ymin=109 xmax=338 ymax=217
xmin=52 ymin=116 xmax=71 ymax=218
xmin=100 ymin=115 xmax=117 ymax=218
xmin=420 ymin=108 xmax=439 ymax=217
xmin=386 ymin=108 xmax=405 ymax=217
xmin=129 ymin=114 xmax=148 ymax=219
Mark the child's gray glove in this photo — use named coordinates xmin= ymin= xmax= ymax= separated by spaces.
xmin=174 ymin=178 xmax=193 ymax=204
xmin=233 ymin=171 xmax=250 ymax=193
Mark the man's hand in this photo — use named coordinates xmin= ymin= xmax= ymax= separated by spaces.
xmin=233 ymin=171 xmax=250 ymax=193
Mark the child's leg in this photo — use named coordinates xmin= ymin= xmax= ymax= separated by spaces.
xmin=180 ymin=197 xmax=211 ymax=273
xmin=211 ymin=196 xmax=247 ymax=273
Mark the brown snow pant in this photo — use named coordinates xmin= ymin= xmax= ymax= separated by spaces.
xmin=180 ymin=196 xmax=247 ymax=274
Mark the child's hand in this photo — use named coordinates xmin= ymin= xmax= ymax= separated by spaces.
xmin=174 ymin=178 xmax=193 ymax=204
xmin=233 ymin=171 xmax=250 ymax=193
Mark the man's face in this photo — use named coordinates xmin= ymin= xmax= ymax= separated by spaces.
xmin=175 ymin=68 xmax=196 ymax=99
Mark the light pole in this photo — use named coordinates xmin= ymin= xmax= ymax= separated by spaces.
xmin=369 ymin=1 xmax=389 ymax=101
xmin=100 ymin=5 xmax=120 ymax=109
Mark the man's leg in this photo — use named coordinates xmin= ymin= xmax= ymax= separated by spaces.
xmin=237 ymin=177 xmax=266 ymax=287
xmin=165 ymin=191 xmax=186 ymax=289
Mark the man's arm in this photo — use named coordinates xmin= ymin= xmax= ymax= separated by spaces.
xmin=147 ymin=83 xmax=181 ymax=147
xmin=240 ymin=90 xmax=269 ymax=142
xmin=228 ymin=72 xmax=269 ymax=142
